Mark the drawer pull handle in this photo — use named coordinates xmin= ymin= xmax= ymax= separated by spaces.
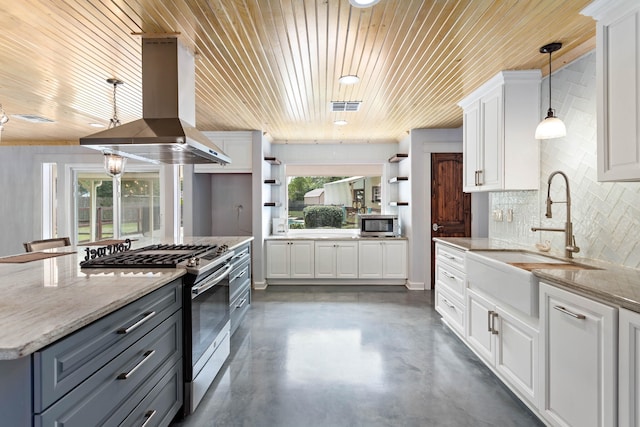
xmin=233 ymin=269 xmax=248 ymax=282
xmin=487 ymin=310 xmax=494 ymax=332
xmin=141 ymin=410 xmax=157 ymax=427
xmin=442 ymin=271 xmax=456 ymax=280
xmin=236 ymin=298 xmax=248 ymax=309
xmin=443 ymin=254 xmax=457 ymax=261
xmin=117 ymin=311 xmax=156 ymax=334
xmin=117 ymin=350 xmax=155 ymax=380
xmin=553 ymin=305 xmax=586 ymax=319
xmin=441 ymin=297 xmax=455 ymax=310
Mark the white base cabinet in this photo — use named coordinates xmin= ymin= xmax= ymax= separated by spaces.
xmin=265 ymin=240 xmax=314 ymax=279
xmin=358 ymin=240 xmax=407 ymax=279
xmin=620 ymin=307 xmax=640 ymax=426
xmin=466 ymin=288 xmax=539 ymax=406
xmin=540 ymin=282 xmax=617 ymax=427
xmin=314 ymin=241 xmax=358 ymax=279
xmin=434 ymin=243 xmax=467 ymax=336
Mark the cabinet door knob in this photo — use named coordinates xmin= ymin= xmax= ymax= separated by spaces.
xmin=432 ymin=223 xmax=444 ymax=232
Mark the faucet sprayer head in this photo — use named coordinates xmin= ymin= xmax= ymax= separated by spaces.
xmin=545 ymin=197 xmax=553 ymax=218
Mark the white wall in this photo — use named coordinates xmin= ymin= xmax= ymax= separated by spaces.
xmin=408 ymin=128 xmax=485 ymax=290
xmin=489 ymin=51 xmax=640 ymax=269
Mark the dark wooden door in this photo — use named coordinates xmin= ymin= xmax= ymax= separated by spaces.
xmin=431 ymin=153 xmax=471 ymax=287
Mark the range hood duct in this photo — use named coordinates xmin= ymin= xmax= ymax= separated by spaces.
xmin=80 ymin=37 xmax=230 ymax=165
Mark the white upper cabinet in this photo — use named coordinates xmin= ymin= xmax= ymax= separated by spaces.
xmin=458 ymin=70 xmax=541 ymax=192
xmin=582 ymin=0 xmax=640 ymax=181
xmin=195 ymin=131 xmax=254 ymax=173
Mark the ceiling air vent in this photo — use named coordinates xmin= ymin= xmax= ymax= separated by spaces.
xmin=331 ymin=101 xmax=361 ymax=112
xmin=12 ymin=114 xmax=55 ymax=123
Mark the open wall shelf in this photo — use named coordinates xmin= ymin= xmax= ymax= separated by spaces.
xmin=264 ymin=156 xmax=281 ymax=165
xmin=388 ymin=176 xmax=409 ymax=184
xmin=388 ymin=153 xmax=408 ymax=163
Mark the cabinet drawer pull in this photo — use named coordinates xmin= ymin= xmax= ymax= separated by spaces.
xmin=117 ymin=311 xmax=156 ymax=334
xmin=232 ymin=268 xmax=248 ymax=282
xmin=441 ymin=297 xmax=455 ymax=310
xmin=141 ymin=410 xmax=157 ymax=427
xmin=117 ymin=350 xmax=155 ymax=380
xmin=553 ymin=305 xmax=586 ymax=319
xmin=443 ymin=254 xmax=457 ymax=262
xmin=491 ymin=312 xmax=499 ymax=335
xmin=487 ymin=310 xmax=494 ymax=332
xmin=236 ymin=298 xmax=248 ymax=309
xmin=442 ymin=270 xmax=456 ymax=280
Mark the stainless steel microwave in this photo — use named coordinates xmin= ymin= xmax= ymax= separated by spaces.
xmin=358 ymin=214 xmax=399 ymax=237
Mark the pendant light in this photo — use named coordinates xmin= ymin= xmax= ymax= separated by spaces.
xmin=535 ymin=42 xmax=566 ymax=140
xmin=103 ymin=78 xmax=126 ymax=177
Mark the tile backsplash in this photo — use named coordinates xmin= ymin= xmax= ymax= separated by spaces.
xmin=489 ymin=52 xmax=640 ymax=269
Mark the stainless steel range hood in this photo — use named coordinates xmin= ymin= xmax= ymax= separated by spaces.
xmin=80 ymin=37 xmax=230 ymax=165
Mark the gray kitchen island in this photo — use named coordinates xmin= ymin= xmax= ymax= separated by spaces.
xmin=0 ymin=236 xmax=252 ymax=427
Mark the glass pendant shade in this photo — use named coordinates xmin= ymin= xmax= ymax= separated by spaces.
xmin=104 ymin=153 xmax=126 ymax=177
xmin=535 ymin=42 xmax=566 ymax=140
xmin=535 ymin=108 xmax=566 ymax=139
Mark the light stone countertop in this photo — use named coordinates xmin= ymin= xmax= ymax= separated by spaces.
xmin=434 ymin=237 xmax=640 ymax=313
xmin=0 ymin=236 xmax=253 ymax=360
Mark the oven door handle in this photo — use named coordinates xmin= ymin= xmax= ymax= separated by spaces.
xmin=192 ymin=263 xmax=232 ymax=298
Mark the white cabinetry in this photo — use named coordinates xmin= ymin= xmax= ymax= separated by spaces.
xmin=358 ymin=240 xmax=407 ymax=279
xmin=434 ymin=243 xmax=466 ymax=336
xmin=458 ymin=70 xmax=541 ymax=192
xmin=466 ymin=288 xmax=539 ymax=406
xmin=265 ymin=240 xmax=314 ymax=278
xmin=195 ymin=131 xmax=253 ymax=173
xmin=314 ymin=241 xmax=358 ymax=279
xmin=539 ymin=282 xmax=617 ymax=427
xmin=620 ymin=307 xmax=640 ymax=426
xmin=582 ymin=0 xmax=640 ymax=181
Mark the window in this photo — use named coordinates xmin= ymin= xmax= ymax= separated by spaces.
xmin=74 ymin=169 xmax=161 ymax=243
xmin=287 ymin=175 xmax=382 ymax=230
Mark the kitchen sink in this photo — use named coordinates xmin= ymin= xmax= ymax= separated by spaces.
xmin=465 ymin=250 xmax=594 ymax=317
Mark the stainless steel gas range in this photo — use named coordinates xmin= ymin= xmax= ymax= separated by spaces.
xmin=80 ymin=243 xmax=235 ymax=415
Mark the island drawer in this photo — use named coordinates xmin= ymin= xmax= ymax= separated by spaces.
xmin=34 ymin=279 xmax=182 ymax=412
xmin=435 ymin=243 xmax=466 ymax=272
xmin=230 ymin=285 xmax=250 ymax=335
xmin=109 ymin=359 xmax=183 ymax=427
xmin=35 ymin=311 xmax=182 ymax=426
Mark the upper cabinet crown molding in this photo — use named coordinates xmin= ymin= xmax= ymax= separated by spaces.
xmin=458 ymin=70 xmax=541 ymax=192
xmin=582 ymin=0 xmax=640 ymax=181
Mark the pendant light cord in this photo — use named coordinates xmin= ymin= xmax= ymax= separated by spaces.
xmin=548 ymin=51 xmax=553 ymax=113
xmin=108 ymin=78 xmax=123 ymax=129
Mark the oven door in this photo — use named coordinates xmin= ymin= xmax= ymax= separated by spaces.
xmin=187 ymin=262 xmax=232 ymax=380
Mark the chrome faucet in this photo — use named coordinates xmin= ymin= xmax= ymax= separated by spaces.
xmin=531 ymin=170 xmax=580 ymax=258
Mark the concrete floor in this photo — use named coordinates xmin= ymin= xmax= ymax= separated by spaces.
xmin=172 ymin=286 xmax=544 ymax=427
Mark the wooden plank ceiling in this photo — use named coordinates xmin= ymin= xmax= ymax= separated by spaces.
xmin=0 ymin=0 xmax=595 ymax=145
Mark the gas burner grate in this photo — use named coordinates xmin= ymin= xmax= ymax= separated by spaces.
xmin=80 ymin=243 xmax=220 ymax=268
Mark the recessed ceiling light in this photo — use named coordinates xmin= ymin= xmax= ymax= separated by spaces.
xmin=349 ymin=0 xmax=381 ymax=8
xmin=334 ymin=120 xmax=348 ymax=126
xmin=89 ymin=123 xmax=105 ymax=128
xmin=339 ymin=75 xmax=360 ymax=85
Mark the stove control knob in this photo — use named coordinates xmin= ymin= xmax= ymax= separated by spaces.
xmin=187 ymin=257 xmax=200 ymax=267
